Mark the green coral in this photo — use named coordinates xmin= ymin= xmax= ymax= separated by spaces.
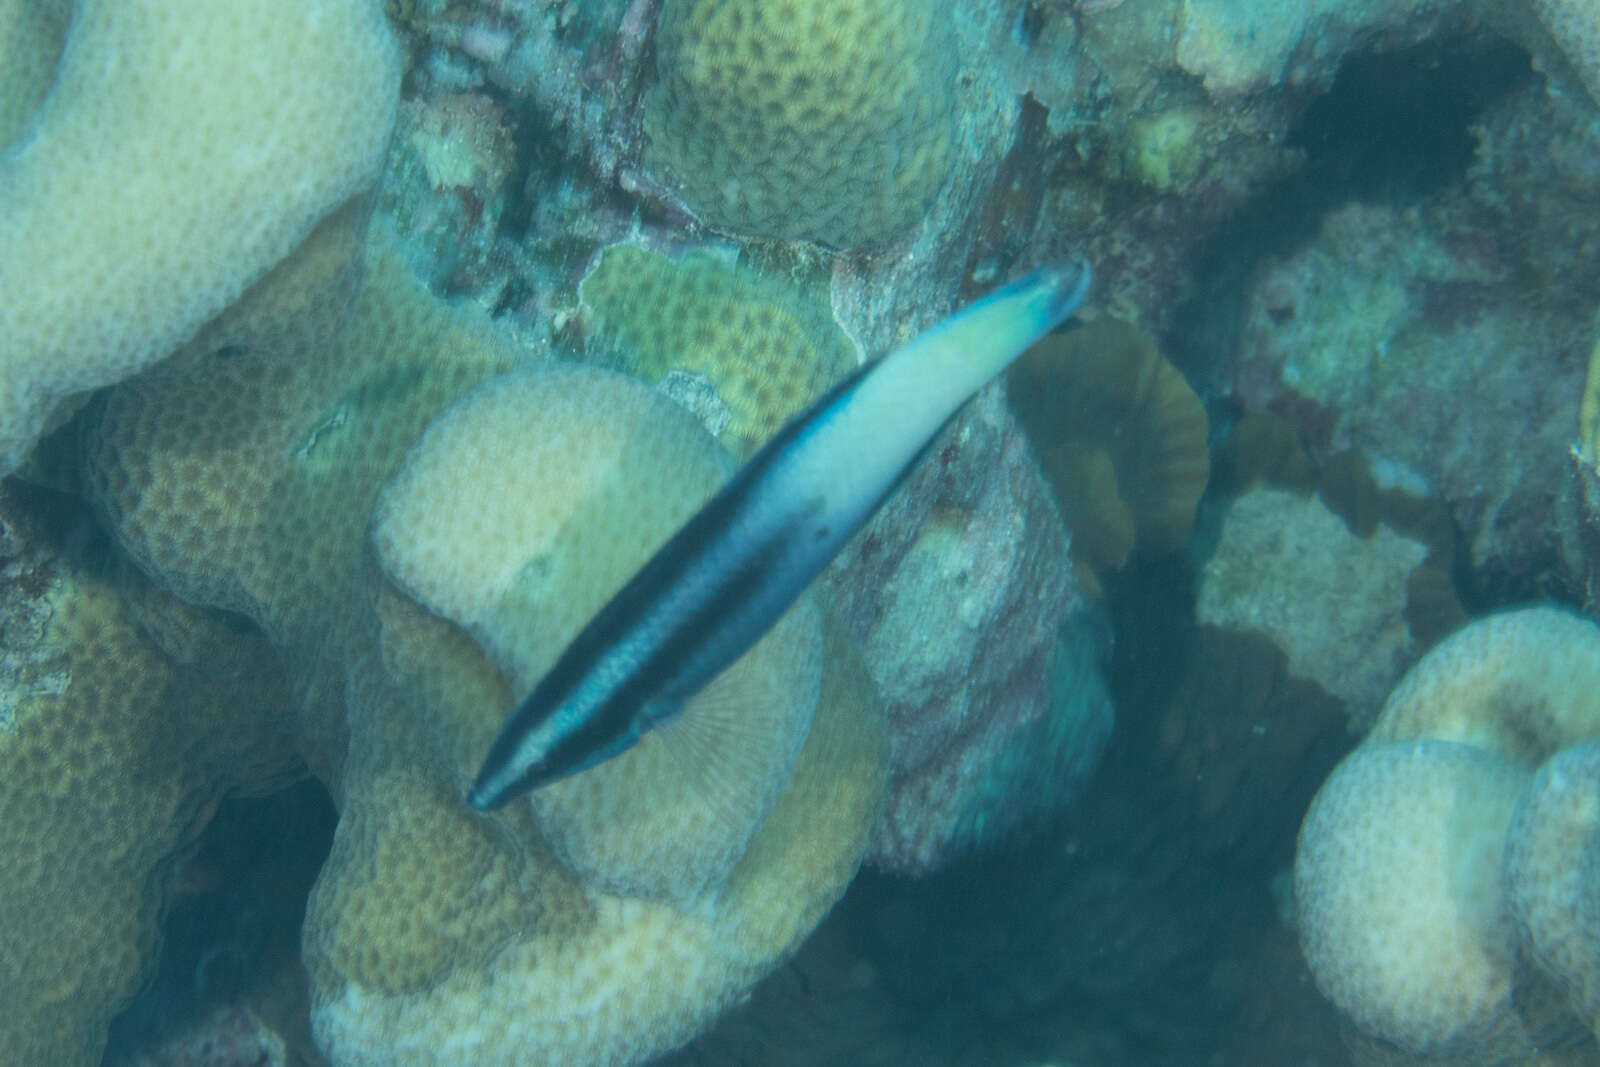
xmin=579 ymin=245 xmax=857 ymax=457
xmin=643 ymin=0 xmax=959 ymax=248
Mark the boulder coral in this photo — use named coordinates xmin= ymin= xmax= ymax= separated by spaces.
xmin=578 ymin=245 xmax=857 ymax=457
xmin=0 ymin=0 xmax=401 ymax=477
xmin=0 ymin=486 xmax=300 ymax=1065
xmin=643 ymin=0 xmax=959 ymax=248
xmin=1504 ymin=741 xmax=1600 ymax=1038
xmin=373 ymin=368 xmax=827 ymax=905
xmin=83 ymin=225 xmax=886 ymax=1065
xmin=1294 ymin=606 xmax=1600 ymax=1062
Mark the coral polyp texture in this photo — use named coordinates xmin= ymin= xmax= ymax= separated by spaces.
xmin=1296 ymin=738 xmax=1537 ymax=1058
xmin=1504 ymin=742 xmax=1600 ymax=1038
xmin=373 ymin=368 xmax=826 ymax=904
xmin=643 ymin=0 xmax=959 ymax=248
xmin=309 ymin=368 xmax=882 ymax=1064
xmin=0 ymin=487 xmax=299 ymax=1065
xmin=0 ymin=0 xmax=66 ymax=144
xmin=0 ymin=0 xmax=400 ymax=476
xmin=1294 ymin=606 xmax=1600 ymax=1062
xmin=81 ymin=223 xmax=884 ymax=1065
xmin=578 ymin=245 xmax=857 ymax=456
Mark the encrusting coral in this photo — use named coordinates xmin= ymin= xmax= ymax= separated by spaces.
xmin=643 ymin=0 xmax=959 ymax=248
xmin=1295 ymin=606 xmax=1600 ymax=1063
xmin=1504 ymin=741 xmax=1600 ymax=1039
xmin=0 ymin=0 xmax=400 ymax=478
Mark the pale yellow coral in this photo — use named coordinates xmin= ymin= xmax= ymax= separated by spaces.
xmin=0 ymin=544 xmax=298 ymax=1065
xmin=0 ymin=0 xmax=400 ymax=475
xmin=1504 ymin=742 xmax=1600 ymax=1037
xmin=1370 ymin=605 xmax=1600 ymax=762
xmin=579 ymin=245 xmax=857 ymax=457
xmin=84 ymin=227 xmax=885 ymax=1066
xmin=643 ymin=0 xmax=958 ymax=247
xmin=1295 ymin=739 xmax=1534 ymax=1057
xmin=312 ymin=362 xmax=882 ymax=1062
xmin=1295 ymin=606 xmax=1600 ymax=1060
xmin=374 ymin=366 xmax=824 ymax=904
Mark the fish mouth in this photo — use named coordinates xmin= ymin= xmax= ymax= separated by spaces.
xmin=465 ymin=779 xmax=502 ymax=811
xmin=1045 ymin=257 xmax=1093 ymax=321
xmin=466 ymin=761 xmax=527 ymax=811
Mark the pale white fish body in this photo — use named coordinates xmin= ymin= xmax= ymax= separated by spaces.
xmin=468 ymin=259 xmax=1092 ymax=811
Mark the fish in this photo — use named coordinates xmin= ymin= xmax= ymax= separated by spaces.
xmin=467 ymin=258 xmax=1093 ymax=811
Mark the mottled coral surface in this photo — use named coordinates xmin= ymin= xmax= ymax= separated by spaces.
xmin=8 ymin=0 xmax=1600 ymax=1064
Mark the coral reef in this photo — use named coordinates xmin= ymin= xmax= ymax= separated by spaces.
xmin=578 ymin=244 xmax=857 ymax=456
xmin=8 ymin=0 xmax=1600 ymax=1061
xmin=81 ymin=222 xmax=886 ymax=1064
xmin=0 ymin=0 xmax=400 ymax=475
xmin=1223 ymin=68 xmax=1600 ymax=593
xmin=643 ymin=0 xmax=959 ymax=248
xmin=1008 ymin=317 xmax=1210 ymax=583
xmin=0 ymin=484 xmax=300 ymax=1065
xmin=1295 ymin=606 xmax=1600 ymax=1061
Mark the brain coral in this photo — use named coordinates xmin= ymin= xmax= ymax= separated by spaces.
xmin=0 ymin=0 xmax=400 ymax=475
xmin=85 ymin=226 xmax=885 ymax=1065
xmin=579 ymin=245 xmax=857 ymax=456
xmin=643 ymin=0 xmax=960 ymax=248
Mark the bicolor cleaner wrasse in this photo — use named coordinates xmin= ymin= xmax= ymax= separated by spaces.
xmin=467 ymin=258 xmax=1093 ymax=811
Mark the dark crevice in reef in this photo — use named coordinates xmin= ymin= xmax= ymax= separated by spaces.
xmin=1167 ymin=31 xmax=1534 ymax=387
xmin=101 ymin=780 xmax=338 ymax=1066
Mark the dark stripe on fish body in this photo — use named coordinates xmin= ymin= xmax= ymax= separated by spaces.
xmin=477 ymin=364 xmax=874 ymax=796
xmin=469 ymin=260 xmax=1092 ymax=809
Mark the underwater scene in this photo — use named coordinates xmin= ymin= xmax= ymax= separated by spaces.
xmin=3 ymin=0 xmax=1600 ymax=1064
